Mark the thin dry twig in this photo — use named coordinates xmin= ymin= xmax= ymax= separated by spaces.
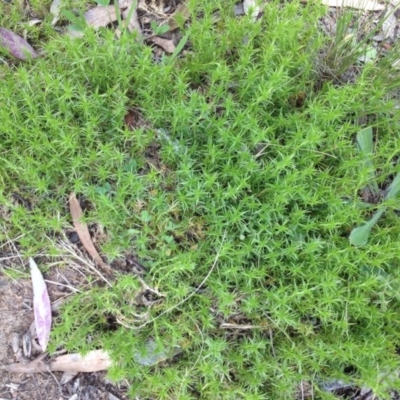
xmin=132 ymin=231 xmax=227 ymax=329
xmin=254 ymin=142 xmax=337 ymax=159
xmin=219 ymin=323 xmax=270 ymax=330
xmin=0 ymin=228 xmax=25 ymax=284
xmin=59 ymin=239 xmax=112 ymax=287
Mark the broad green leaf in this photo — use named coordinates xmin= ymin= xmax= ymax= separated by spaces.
xmin=95 ymin=0 xmax=110 ymax=5
xmin=151 ymin=21 xmax=170 ymax=35
xmin=385 ymin=171 xmax=400 ymax=200
xmin=62 ymin=9 xmax=83 ymax=25
xmin=150 ymin=21 xmax=157 ymax=31
xmin=358 ymin=46 xmax=377 ymax=63
xmin=357 ymin=126 xmax=373 ymax=154
xmin=67 ymin=23 xmax=85 ymax=32
xmin=356 ymin=126 xmax=379 ymax=197
xmin=349 ymin=208 xmax=385 ymax=246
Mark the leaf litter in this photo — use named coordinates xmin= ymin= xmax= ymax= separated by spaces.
xmin=4 ymin=1 xmax=400 ymax=399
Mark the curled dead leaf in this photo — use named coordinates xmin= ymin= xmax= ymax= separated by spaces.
xmin=150 ymin=36 xmax=176 ymax=53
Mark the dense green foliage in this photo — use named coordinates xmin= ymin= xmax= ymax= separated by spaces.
xmin=2 ymin=1 xmax=400 ymax=398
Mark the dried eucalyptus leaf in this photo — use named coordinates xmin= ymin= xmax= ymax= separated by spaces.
xmin=0 ymin=28 xmax=38 ymax=60
xmin=29 ymin=258 xmax=52 ymax=352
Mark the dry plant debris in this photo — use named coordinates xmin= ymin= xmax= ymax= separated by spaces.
xmin=69 ymin=192 xmax=113 ymax=276
xmin=84 ymin=6 xmax=119 ymax=30
xmin=0 ymin=27 xmax=38 ymax=60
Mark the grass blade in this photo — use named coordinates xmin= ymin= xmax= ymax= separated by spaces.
xmin=385 ymin=171 xmax=400 ymax=200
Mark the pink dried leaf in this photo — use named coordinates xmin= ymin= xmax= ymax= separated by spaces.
xmin=0 ymin=28 xmax=38 ymax=60
xmin=29 ymin=258 xmax=52 ymax=352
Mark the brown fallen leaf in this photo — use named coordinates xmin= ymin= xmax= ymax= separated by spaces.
xmin=2 ymin=350 xmax=112 ymax=374
xmin=121 ymin=0 xmax=142 ymax=35
xmin=150 ymin=36 xmax=176 ymax=53
xmin=69 ymin=193 xmax=112 ymax=275
xmin=84 ymin=5 xmax=118 ymax=30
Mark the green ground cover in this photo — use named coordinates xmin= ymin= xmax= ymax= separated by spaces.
xmin=2 ymin=0 xmax=400 ymax=398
